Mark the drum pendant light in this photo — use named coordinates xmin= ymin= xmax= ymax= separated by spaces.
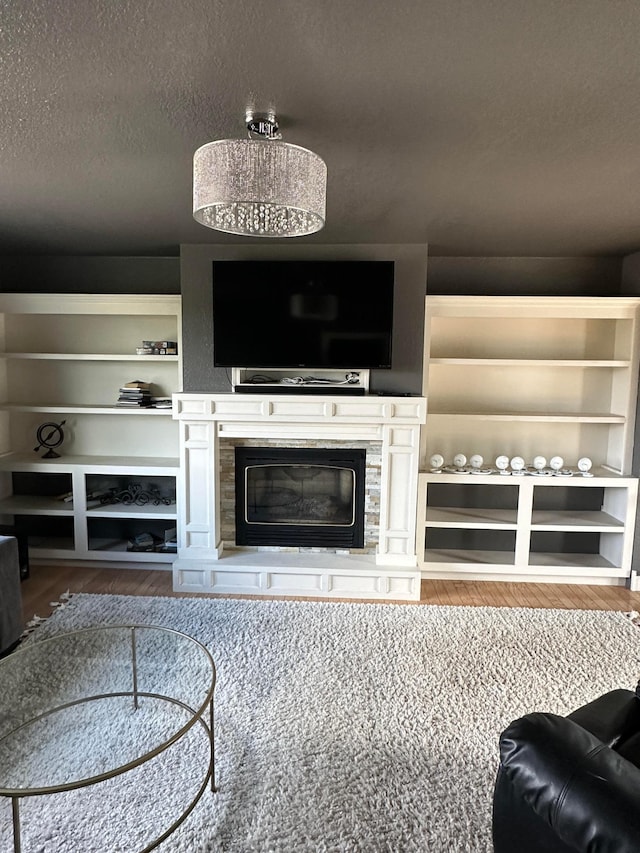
xmin=193 ymin=110 xmax=327 ymax=237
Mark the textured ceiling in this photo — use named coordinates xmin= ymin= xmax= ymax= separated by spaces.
xmin=2 ymin=0 xmax=640 ymax=257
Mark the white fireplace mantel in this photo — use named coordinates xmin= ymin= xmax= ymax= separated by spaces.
xmin=172 ymin=393 xmax=427 ymax=600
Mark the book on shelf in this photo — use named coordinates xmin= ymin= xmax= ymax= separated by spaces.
xmin=121 ymin=380 xmax=150 ymax=390
xmin=116 ymin=379 xmax=153 ymax=407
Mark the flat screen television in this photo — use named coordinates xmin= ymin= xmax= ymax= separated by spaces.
xmin=212 ymin=260 xmax=394 ymax=369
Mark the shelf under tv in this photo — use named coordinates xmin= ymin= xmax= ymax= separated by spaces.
xmin=233 ymin=384 xmax=367 ymax=395
xmin=231 ymin=367 xmax=371 ymax=395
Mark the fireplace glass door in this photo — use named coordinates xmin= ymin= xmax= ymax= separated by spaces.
xmin=235 ymin=448 xmax=366 ymax=548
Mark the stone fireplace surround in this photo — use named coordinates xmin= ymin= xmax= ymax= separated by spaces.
xmin=172 ymin=393 xmax=427 ymax=600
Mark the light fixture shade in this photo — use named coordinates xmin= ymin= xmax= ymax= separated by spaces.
xmin=193 ymin=138 xmax=327 ymax=237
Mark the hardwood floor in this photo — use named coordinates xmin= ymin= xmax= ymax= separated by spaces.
xmin=20 ymin=562 xmax=640 ymax=630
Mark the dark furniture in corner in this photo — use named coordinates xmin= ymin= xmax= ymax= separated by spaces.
xmin=493 ymin=683 xmax=640 ymax=852
xmin=0 ymin=535 xmax=22 ymax=655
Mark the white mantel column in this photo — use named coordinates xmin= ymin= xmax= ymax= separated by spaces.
xmin=177 ymin=417 xmax=222 ymax=559
xmin=377 ymin=423 xmax=422 ymax=565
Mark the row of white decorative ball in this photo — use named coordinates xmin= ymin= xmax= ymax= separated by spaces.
xmin=429 ymin=453 xmax=594 ymax=476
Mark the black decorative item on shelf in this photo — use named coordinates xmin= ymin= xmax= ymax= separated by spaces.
xmin=34 ymin=420 xmax=66 ymax=459
xmin=99 ymin=483 xmax=173 ymax=507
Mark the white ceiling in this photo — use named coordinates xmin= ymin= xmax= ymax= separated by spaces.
xmin=2 ymin=0 xmax=640 ymax=257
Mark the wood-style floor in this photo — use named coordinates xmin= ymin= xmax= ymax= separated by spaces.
xmin=20 ymin=562 xmax=640 ymax=630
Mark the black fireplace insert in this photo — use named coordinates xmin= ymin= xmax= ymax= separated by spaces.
xmin=235 ymin=447 xmax=366 ymax=548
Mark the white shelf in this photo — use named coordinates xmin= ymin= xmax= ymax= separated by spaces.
xmin=530 ymin=510 xmax=623 ymax=530
xmin=86 ymin=503 xmax=177 ymax=519
xmin=528 ymin=552 xmax=622 ymax=570
xmin=0 ymin=293 xmax=182 ymax=569
xmin=428 ymin=411 xmax=626 ymax=422
xmin=424 ymin=549 xmax=516 ymax=566
xmin=0 ymin=453 xmax=179 ymax=472
xmin=429 ymin=358 xmax=631 ymax=368
xmin=1 ymin=353 xmax=179 ymax=362
xmin=86 ymin=539 xmax=175 ymax=561
xmin=0 ymin=495 xmax=74 ymax=515
xmin=425 ymin=507 xmax=517 ymax=528
xmin=423 ymin=549 xmax=625 ymax=575
xmin=1 ymin=404 xmax=173 ymax=415
xmin=232 ymin=367 xmax=371 ymax=393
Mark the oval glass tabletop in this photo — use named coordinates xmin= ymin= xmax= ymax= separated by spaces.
xmin=0 ymin=624 xmax=216 ymax=794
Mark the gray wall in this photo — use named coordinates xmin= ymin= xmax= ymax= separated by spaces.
xmin=0 ymin=256 xmax=180 ymax=293
xmin=621 ymin=252 xmax=640 ymax=296
xmin=426 ymin=256 xmax=623 ymax=295
xmin=180 ymin=243 xmax=429 ymax=395
xmin=620 ymin=251 xmax=640 ymax=575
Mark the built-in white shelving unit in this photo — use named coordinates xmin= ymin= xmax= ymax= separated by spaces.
xmin=419 ymin=296 xmax=640 ymax=588
xmin=0 ymin=293 xmax=182 ymax=566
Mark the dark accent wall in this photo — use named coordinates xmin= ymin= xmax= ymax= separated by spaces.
xmin=621 ymin=252 xmax=640 ymax=480
xmin=427 ymin=256 xmax=623 ymax=296
xmin=621 ymin=251 xmax=640 ymax=575
xmin=621 ymin=252 xmax=640 ymax=297
xmin=180 ymin=244 xmax=429 ymax=395
xmin=0 ymin=256 xmax=180 ymax=293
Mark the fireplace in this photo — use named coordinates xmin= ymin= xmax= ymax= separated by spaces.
xmin=235 ymin=447 xmax=366 ymax=548
xmin=171 ymin=392 xmax=426 ymax=600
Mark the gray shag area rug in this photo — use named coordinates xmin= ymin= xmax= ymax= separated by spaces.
xmin=1 ymin=594 xmax=639 ymax=852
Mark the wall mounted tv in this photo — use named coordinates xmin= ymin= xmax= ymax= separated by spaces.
xmin=212 ymin=260 xmax=394 ymax=369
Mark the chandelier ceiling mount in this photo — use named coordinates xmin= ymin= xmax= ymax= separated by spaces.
xmin=245 ymin=109 xmax=281 ymax=140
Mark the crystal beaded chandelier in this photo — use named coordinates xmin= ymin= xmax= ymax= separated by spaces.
xmin=193 ymin=109 xmax=327 ymax=237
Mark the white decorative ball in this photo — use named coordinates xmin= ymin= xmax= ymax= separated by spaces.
xmin=577 ymin=457 xmax=593 ymax=473
xmin=430 ymin=453 xmax=444 ymax=470
xmin=510 ymin=456 xmax=525 ymax=472
xmin=550 ymin=456 xmax=564 ymax=471
xmin=453 ymin=453 xmax=467 ymax=468
xmin=469 ymin=454 xmax=484 ymax=469
xmin=532 ymin=455 xmax=547 ymax=470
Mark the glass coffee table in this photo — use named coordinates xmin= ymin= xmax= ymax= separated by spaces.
xmin=0 ymin=624 xmax=216 ymax=852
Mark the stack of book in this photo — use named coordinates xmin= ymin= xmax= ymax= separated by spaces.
xmin=116 ymin=380 xmax=152 ymax=407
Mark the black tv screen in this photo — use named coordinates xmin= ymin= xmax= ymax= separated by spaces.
xmin=212 ymin=260 xmax=394 ymax=369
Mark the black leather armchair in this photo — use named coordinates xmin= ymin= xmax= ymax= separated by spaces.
xmin=493 ymin=683 xmax=640 ymax=852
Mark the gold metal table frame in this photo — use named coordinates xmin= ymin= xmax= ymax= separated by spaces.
xmin=0 ymin=624 xmax=217 ymax=853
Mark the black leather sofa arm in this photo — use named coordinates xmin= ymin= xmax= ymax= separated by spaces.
xmin=567 ymin=688 xmax=640 ymax=747
xmin=497 ymin=711 xmax=640 ymax=853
